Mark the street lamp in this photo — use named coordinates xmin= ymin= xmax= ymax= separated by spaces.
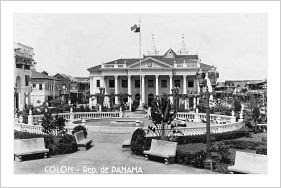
xmin=196 ymin=67 xmax=219 ymax=170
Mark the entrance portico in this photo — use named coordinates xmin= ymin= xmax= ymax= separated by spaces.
xmin=88 ymin=49 xmax=215 ymax=111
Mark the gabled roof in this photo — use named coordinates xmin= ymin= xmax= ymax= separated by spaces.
xmin=163 ymin=48 xmax=177 ymax=58
xmin=31 ymin=70 xmax=56 ymax=80
xmin=127 ymin=57 xmax=174 ymax=68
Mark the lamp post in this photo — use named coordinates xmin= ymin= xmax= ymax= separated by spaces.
xmin=196 ymin=67 xmax=219 ymax=170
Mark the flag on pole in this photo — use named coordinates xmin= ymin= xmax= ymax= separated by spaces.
xmin=131 ymin=24 xmax=140 ymax=32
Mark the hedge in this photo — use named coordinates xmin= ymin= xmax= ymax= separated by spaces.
xmin=14 ymin=130 xmax=78 ymax=155
xmin=144 ymin=126 xmax=249 ymax=148
xmin=175 ymin=149 xmax=207 ymax=168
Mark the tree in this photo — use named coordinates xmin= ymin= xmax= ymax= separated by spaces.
xmin=252 ymin=106 xmax=260 ymax=134
xmin=150 ymin=94 xmax=177 ymax=140
xmin=233 ymin=99 xmax=242 ymax=112
xmin=41 ymin=111 xmax=66 ymax=136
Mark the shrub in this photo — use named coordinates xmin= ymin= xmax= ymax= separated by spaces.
xmin=211 ymin=142 xmax=232 ymax=164
xmin=132 ymin=100 xmax=140 ymax=112
xmin=256 ymin=146 xmax=267 ymax=155
xmin=57 ymin=134 xmax=78 ymax=154
xmin=224 ymin=140 xmax=266 ymax=150
xmin=72 ymin=125 xmax=87 ymax=138
xmin=233 ymin=99 xmax=242 ymax=112
xmin=85 ymin=105 xmax=91 ymax=112
xmin=14 ymin=131 xmax=77 ymax=155
xmin=79 ymin=105 xmax=85 ymax=112
xmin=14 ymin=130 xmax=44 ymax=139
xmin=175 ymin=149 xmax=207 ymax=168
xmin=130 ymin=128 xmax=147 ymax=155
xmin=143 ymin=103 xmax=148 ymax=110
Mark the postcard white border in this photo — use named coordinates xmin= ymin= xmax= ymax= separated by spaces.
xmin=1 ymin=1 xmax=280 ymax=187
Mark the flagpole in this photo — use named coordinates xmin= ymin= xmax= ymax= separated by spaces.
xmin=139 ymin=17 xmax=142 ymax=106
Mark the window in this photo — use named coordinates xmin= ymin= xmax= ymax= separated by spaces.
xmin=175 ymin=80 xmax=180 ymax=87
xmin=135 ymin=80 xmax=140 ymax=88
xmin=16 ymin=64 xmax=22 ymax=69
xmin=25 ymin=75 xmax=29 ymax=86
xmin=24 ymin=65 xmax=30 ymax=70
xmin=33 ymin=84 xmax=36 ymax=88
xmin=148 ymin=80 xmax=154 ymax=88
xmin=188 ymin=80 xmax=194 ymax=88
xmin=161 ymin=80 xmax=167 ymax=88
xmin=62 ymin=84 xmax=66 ymax=90
xmin=109 ymin=80 xmax=115 ymax=88
xmin=122 ymin=80 xmax=127 ymax=88
xmin=96 ymin=80 xmax=100 ymax=87
xmin=39 ymin=84 xmax=42 ymax=90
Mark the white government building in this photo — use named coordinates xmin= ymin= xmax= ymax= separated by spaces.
xmin=87 ymin=47 xmax=216 ymax=111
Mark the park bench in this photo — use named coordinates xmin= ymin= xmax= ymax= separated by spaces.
xmin=74 ymin=130 xmax=92 ymax=151
xmin=14 ymin=138 xmax=49 ymax=162
xmin=228 ymin=151 xmax=267 ymax=174
xmin=143 ymin=139 xmax=177 ymax=164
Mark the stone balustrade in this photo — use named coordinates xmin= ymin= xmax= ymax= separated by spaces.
xmin=145 ymin=121 xmax=245 ymax=137
xmin=176 ymin=112 xmax=235 ymax=122
xmin=14 ymin=122 xmax=73 ymax=136
xmin=31 ymin=111 xmax=121 ymax=125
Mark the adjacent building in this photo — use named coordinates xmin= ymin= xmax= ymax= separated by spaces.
xmin=87 ymin=48 xmax=215 ymax=110
xmin=30 ymin=71 xmax=60 ymax=106
xmin=14 ymin=43 xmax=36 ymax=111
xmin=69 ymin=77 xmax=90 ymax=104
xmin=52 ymin=73 xmax=72 ymax=103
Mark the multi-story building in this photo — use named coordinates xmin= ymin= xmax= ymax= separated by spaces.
xmin=52 ymin=73 xmax=72 ymax=103
xmin=87 ymin=48 xmax=214 ymax=110
xmin=30 ymin=71 xmax=60 ymax=106
xmin=14 ymin=43 xmax=36 ymax=111
xmin=70 ymin=77 xmax=90 ymax=104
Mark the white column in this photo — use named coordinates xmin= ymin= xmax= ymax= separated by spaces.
xmin=141 ymin=75 xmax=145 ymax=104
xmin=155 ymin=75 xmax=159 ymax=96
xmin=193 ymin=97 xmax=196 ymax=110
xmin=183 ymin=75 xmax=188 ymax=109
xmin=169 ymin=75 xmax=173 ymax=102
xmin=102 ymin=76 xmax=109 ymax=107
xmin=128 ymin=75 xmax=132 ymax=111
xmin=115 ymin=75 xmax=119 ymax=104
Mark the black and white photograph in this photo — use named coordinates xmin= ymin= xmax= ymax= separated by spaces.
xmin=1 ymin=1 xmax=280 ymax=188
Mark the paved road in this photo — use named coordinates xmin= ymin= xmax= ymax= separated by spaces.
xmin=14 ymin=119 xmax=215 ymax=174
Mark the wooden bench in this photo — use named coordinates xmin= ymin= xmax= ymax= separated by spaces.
xmin=14 ymin=138 xmax=49 ymax=162
xmin=74 ymin=130 xmax=92 ymax=151
xmin=228 ymin=151 xmax=267 ymax=174
xmin=143 ymin=139 xmax=177 ymax=164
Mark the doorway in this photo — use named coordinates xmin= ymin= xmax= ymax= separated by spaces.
xmin=148 ymin=93 xmax=154 ymax=106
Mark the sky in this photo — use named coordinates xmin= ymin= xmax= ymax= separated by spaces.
xmin=14 ymin=13 xmax=267 ymax=81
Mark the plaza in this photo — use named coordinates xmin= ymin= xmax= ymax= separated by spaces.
xmin=11 ymin=13 xmax=268 ymax=177
xmin=14 ymin=117 xmax=215 ymax=174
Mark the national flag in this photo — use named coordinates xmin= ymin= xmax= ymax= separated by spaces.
xmin=131 ymin=24 xmax=140 ymax=33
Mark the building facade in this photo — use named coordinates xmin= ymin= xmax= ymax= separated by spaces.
xmin=69 ymin=77 xmax=90 ymax=104
xmin=14 ymin=43 xmax=36 ymax=111
xmin=87 ymin=49 xmax=214 ymax=110
xmin=30 ymin=71 xmax=60 ymax=106
xmin=53 ymin=73 xmax=72 ymax=103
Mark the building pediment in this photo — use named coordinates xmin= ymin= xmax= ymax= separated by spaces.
xmin=127 ymin=57 xmax=173 ymax=69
